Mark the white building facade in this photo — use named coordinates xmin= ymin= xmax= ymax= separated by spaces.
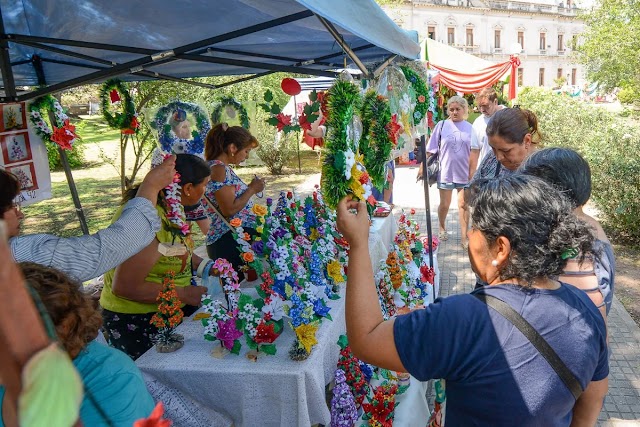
xmin=386 ymin=0 xmax=586 ymax=90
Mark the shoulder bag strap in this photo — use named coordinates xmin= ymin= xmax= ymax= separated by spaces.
xmin=473 ymin=292 xmax=583 ymax=400
xmin=202 ymin=194 xmax=235 ymax=234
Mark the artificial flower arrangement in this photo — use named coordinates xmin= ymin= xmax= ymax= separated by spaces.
xmin=200 ymin=259 xmax=285 ymax=358
xmin=150 ymin=272 xmax=185 ymax=353
xmin=259 ymin=89 xmax=320 ymax=134
xmin=253 ymin=192 xmax=348 ymax=359
xmin=321 ymin=79 xmax=377 ymax=212
xmin=332 ymin=335 xmax=409 ymax=427
xmin=150 ymin=152 xmax=191 ymax=241
xmin=29 ymin=95 xmax=80 ymax=150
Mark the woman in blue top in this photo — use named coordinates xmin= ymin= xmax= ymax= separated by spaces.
xmin=336 ymin=174 xmax=608 ymax=426
xmin=1 ymin=263 xmax=155 ymax=427
xmin=520 ymin=147 xmax=615 ymax=318
xmin=203 ymin=123 xmax=265 ymax=276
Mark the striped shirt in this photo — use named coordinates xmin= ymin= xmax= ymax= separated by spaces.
xmin=10 ymin=197 xmax=160 ymax=282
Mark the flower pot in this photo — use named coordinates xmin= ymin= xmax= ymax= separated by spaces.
xmin=155 ymin=333 xmax=184 ymax=353
xmin=246 ymin=268 xmax=258 ymax=282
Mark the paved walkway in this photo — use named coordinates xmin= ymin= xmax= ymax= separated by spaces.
xmin=389 ymin=166 xmax=640 ymax=426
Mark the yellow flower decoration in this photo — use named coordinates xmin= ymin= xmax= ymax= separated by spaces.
xmin=256 ymin=226 xmax=264 ymax=234
xmin=252 ymin=204 xmax=268 ymax=217
xmin=309 ymin=227 xmax=320 ymax=241
xmin=294 ymin=323 xmax=319 ymax=353
xmin=327 ymin=260 xmax=345 ymax=283
xmin=349 ymin=179 xmax=365 ymax=200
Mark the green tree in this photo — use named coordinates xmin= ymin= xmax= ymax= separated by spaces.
xmin=577 ymin=0 xmax=640 ymax=95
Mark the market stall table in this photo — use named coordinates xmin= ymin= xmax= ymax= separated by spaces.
xmin=137 ymin=286 xmax=347 ymax=427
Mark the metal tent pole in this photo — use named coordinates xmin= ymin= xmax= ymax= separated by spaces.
xmin=420 ymin=134 xmax=434 ymax=268
xmin=47 ymin=109 xmax=90 ymax=235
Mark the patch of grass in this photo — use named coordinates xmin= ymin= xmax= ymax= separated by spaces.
xmin=22 ymin=147 xmax=321 ymax=238
xmin=76 ymin=115 xmax=121 ymax=145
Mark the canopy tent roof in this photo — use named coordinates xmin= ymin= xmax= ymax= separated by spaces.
xmin=421 ymin=38 xmax=516 ymax=97
xmin=422 ymin=38 xmax=495 ymax=71
xmin=0 ymin=0 xmax=420 ymax=102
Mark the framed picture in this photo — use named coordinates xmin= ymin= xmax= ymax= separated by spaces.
xmin=1 ymin=131 xmax=32 ymax=165
xmin=0 ymin=102 xmax=27 ymax=132
xmin=6 ymin=162 xmax=39 ymax=191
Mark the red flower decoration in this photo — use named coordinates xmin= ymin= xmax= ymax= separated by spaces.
xmin=122 ymin=115 xmax=140 ymax=135
xmin=109 ymin=89 xmax=121 ymax=104
xmin=254 ymin=322 xmax=279 ymax=344
xmin=428 ymin=111 xmax=435 ymax=129
xmin=385 ymin=114 xmax=402 ymax=147
xmin=51 ymin=120 xmax=77 ymax=150
xmin=367 ymin=195 xmax=377 ymax=206
xmin=134 ymin=402 xmax=172 ymax=427
xmin=359 ymin=171 xmax=370 ymax=184
xmin=276 ymin=113 xmax=292 ymax=131
xmin=418 ymin=95 xmax=426 ymax=103
xmin=298 ymin=113 xmax=312 ymax=131
xmin=421 ymin=265 xmax=435 ymax=285
xmin=410 ymin=208 xmax=416 ymax=215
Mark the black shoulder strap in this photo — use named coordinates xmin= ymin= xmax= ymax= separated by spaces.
xmin=473 ymin=293 xmax=583 ymax=400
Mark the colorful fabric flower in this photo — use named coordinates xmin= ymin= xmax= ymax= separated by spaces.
xmin=327 ymin=260 xmax=344 ymax=283
xmin=242 ymin=252 xmax=254 ymax=263
xmin=276 ymin=113 xmax=292 ymax=131
xmin=230 ymin=218 xmax=242 ymax=227
xmin=216 ymin=318 xmax=243 ymax=350
xmin=253 ymin=322 xmax=280 ymax=344
xmin=294 ymin=323 xmax=319 ymax=353
xmin=262 ymin=297 xmax=285 ymax=321
xmin=252 ymin=204 xmax=268 ymax=216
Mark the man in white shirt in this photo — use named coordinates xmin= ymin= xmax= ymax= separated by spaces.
xmin=3 ymin=156 xmax=176 ymax=282
xmin=469 ymin=87 xmax=505 ymax=176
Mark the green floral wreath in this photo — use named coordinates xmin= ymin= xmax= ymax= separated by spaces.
xmin=360 ymin=91 xmax=393 ymax=191
xmin=400 ymin=66 xmax=429 ymax=126
xmin=152 ymin=101 xmax=210 ymax=155
xmin=99 ymin=79 xmax=137 ymax=131
xmin=321 ymin=80 xmax=364 ymax=209
xmin=211 ymin=97 xmax=250 ymax=129
xmin=28 ymin=95 xmax=71 ymax=145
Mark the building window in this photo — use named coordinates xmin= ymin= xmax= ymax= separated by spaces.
xmin=428 ymin=26 xmax=436 ymax=40
xmin=466 ymin=28 xmax=474 ymax=46
xmin=539 ymin=32 xmax=546 ymax=50
xmin=448 ymin=27 xmax=455 ymax=45
xmin=557 ymin=68 xmax=563 ymax=79
xmin=517 ymin=31 xmax=524 ymax=50
xmin=558 ymin=34 xmax=564 ymax=51
xmin=571 ymin=68 xmax=577 ymax=85
xmin=518 ymin=68 xmax=523 ymax=86
xmin=494 ymin=30 xmax=501 ymax=49
xmin=539 ymin=68 xmax=545 ymax=86
xmin=571 ymin=34 xmax=578 ymax=49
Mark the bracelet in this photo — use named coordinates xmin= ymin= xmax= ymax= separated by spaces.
xmin=196 ymin=258 xmax=213 ymax=278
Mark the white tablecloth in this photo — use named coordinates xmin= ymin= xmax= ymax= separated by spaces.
xmin=137 ymin=286 xmax=347 ymax=427
xmin=139 ymin=212 xmax=429 ymax=427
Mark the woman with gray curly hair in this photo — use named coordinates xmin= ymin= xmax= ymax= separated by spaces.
xmin=337 ymin=174 xmax=608 ymax=426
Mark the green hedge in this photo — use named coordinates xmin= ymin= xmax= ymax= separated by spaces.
xmin=518 ymin=87 xmax=640 ymax=244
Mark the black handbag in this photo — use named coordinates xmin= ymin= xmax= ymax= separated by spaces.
xmin=425 ymin=121 xmax=443 ymax=186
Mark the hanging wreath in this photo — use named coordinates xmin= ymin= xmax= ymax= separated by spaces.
xmin=152 ymin=101 xmax=211 ymax=155
xmin=400 ymin=66 xmax=429 ymax=126
xmin=211 ymin=97 xmax=250 ymax=129
xmin=321 ymin=80 xmax=375 ymax=210
xmin=28 ymin=96 xmax=78 ymax=150
xmin=359 ymin=91 xmax=395 ymax=190
xmin=99 ymin=79 xmax=139 ymax=133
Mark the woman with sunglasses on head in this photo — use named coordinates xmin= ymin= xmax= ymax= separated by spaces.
xmin=203 ymin=123 xmax=265 ymax=277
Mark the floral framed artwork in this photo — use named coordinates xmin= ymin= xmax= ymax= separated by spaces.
xmin=1 ymin=131 xmax=33 ymax=165
xmin=0 ymin=102 xmax=27 ymax=132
